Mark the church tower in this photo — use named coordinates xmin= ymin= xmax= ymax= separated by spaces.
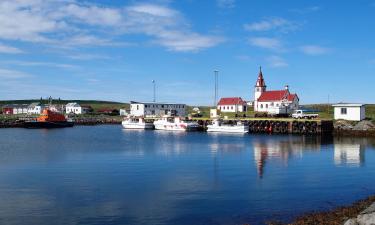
xmin=254 ymin=67 xmax=266 ymax=111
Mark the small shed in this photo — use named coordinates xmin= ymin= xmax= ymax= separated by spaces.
xmin=332 ymin=103 xmax=365 ymax=121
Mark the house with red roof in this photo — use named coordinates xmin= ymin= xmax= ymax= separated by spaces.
xmin=217 ymin=97 xmax=247 ymax=113
xmin=254 ymin=68 xmax=299 ymax=115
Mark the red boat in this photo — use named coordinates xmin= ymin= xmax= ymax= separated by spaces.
xmin=24 ymin=109 xmax=74 ymax=128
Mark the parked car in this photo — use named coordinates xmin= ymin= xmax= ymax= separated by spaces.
xmin=292 ymin=110 xmax=319 ymax=119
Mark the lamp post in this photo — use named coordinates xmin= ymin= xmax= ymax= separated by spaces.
xmin=152 ymin=80 xmax=156 ymax=103
xmin=214 ymin=70 xmax=219 ymax=106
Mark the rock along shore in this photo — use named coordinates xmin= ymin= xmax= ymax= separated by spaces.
xmin=265 ymin=196 xmax=375 ymax=225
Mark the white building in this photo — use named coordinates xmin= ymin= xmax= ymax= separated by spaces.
xmin=27 ymin=102 xmax=44 ymax=114
xmin=332 ymin=103 xmax=366 ymax=121
xmin=130 ymin=101 xmax=186 ymax=117
xmin=253 ymin=67 xmax=299 ymax=115
xmin=120 ymin=109 xmax=129 ymax=116
xmin=217 ymin=97 xmax=247 ymax=113
xmin=66 ymin=102 xmax=85 ymax=114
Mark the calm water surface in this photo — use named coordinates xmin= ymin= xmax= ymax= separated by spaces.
xmin=0 ymin=125 xmax=375 ymax=225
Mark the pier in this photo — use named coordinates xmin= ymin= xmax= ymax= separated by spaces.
xmin=193 ymin=118 xmax=334 ymax=135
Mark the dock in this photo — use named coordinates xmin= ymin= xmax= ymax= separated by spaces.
xmin=192 ymin=118 xmax=334 ymax=135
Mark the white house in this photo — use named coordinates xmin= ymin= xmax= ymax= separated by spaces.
xmin=332 ymin=103 xmax=366 ymax=121
xmin=27 ymin=102 xmax=44 ymax=114
xmin=217 ymin=97 xmax=247 ymax=113
xmin=66 ymin=102 xmax=85 ymax=114
xmin=253 ymin=68 xmax=299 ymax=115
xmin=130 ymin=101 xmax=186 ymax=117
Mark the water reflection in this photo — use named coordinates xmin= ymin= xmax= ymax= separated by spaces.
xmin=252 ymin=136 xmax=326 ymax=178
xmin=334 ymin=137 xmax=365 ymax=166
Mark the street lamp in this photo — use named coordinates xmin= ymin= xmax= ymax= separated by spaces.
xmin=214 ymin=70 xmax=219 ymax=106
xmin=152 ymin=80 xmax=156 ymax=103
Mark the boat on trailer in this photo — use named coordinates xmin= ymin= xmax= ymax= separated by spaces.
xmin=207 ymin=119 xmax=249 ymax=133
xmin=122 ymin=117 xmax=154 ymax=129
xmin=153 ymin=116 xmax=200 ymax=131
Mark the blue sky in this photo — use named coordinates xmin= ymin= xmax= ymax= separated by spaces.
xmin=0 ymin=0 xmax=375 ymax=105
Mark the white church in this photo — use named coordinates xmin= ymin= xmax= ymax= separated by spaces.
xmin=253 ymin=67 xmax=299 ymax=115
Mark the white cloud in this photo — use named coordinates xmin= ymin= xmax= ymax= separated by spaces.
xmin=249 ymin=37 xmax=282 ymax=50
xmin=1 ymin=60 xmax=78 ymax=69
xmin=0 ymin=1 xmax=223 ymax=52
xmin=267 ymin=56 xmax=288 ymax=67
xmin=299 ymin=45 xmax=330 ymax=55
xmin=217 ymin=0 xmax=235 ymax=9
xmin=244 ymin=17 xmax=298 ymax=32
xmin=290 ymin=6 xmax=320 ymax=14
xmin=0 ymin=43 xmax=24 ymax=54
xmin=0 ymin=68 xmax=31 ymax=79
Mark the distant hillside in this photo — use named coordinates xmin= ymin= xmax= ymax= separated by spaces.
xmin=0 ymin=99 xmax=129 ymax=111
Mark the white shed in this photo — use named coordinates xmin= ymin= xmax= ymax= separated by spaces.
xmin=66 ymin=102 xmax=83 ymax=114
xmin=332 ymin=103 xmax=365 ymax=121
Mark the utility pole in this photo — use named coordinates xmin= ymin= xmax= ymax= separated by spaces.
xmin=152 ymin=80 xmax=156 ymax=102
xmin=214 ymin=70 xmax=219 ymax=107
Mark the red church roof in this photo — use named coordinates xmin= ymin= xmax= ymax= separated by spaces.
xmin=218 ymin=97 xmax=246 ymax=105
xmin=258 ymin=90 xmax=298 ymax=102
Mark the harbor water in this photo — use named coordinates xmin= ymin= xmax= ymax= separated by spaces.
xmin=0 ymin=125 xmax=375 ymax=225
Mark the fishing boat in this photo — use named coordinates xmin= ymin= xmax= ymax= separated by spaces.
xmin=24 ymin=109 xmax=74 ymax=128
xmin=153 ymin=116 xmax=200 ymax=131
xmin=122 ymin=117 xmax=154 ymax=129
xmin=207 ymin=119 xmax=249 ymax=133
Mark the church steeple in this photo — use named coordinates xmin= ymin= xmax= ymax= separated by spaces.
xmin=255 ymin=66 xmax=266 ymax=88
xmin=254 ymin=66 xmax=267 ymax=111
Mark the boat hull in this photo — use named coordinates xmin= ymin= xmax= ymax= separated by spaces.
xmin=23 ymin=121 xmax=74 ymax=129
xmin=207 ymin=125 xmax=249 ymax=133
xmin=122 ymin=121 xmax=154 ymax=129
xmin=154 ymin=124 xmax=199 ymax=131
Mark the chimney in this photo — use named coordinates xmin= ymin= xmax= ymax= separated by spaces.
xmin=285 ymin=85 xmax=289 ymax=90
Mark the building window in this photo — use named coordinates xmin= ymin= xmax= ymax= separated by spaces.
xmin=266 ymin=104 xmax=268 ymax=108
xmin=137 ymin=105 xmax=139 ymax=110
xmin=231 ymin=106 xmax=233 ymax=110
xmin=341 ymin=108 xmax=347 ymax=115
xmin=261 ymin=104 xmax=263 ymax=109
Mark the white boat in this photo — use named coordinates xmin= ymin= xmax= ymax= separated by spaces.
xmin=122 ymin=117 xmax=154 ymax=129
xmin=207 ymin=120 xmax=249 ymax=133
xmin=154 ymin=116 xmax=200 ymax=131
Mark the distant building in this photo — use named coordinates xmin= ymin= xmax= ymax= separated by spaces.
xmin=2 ymin=104 xmax=28 ymax=115
xmin=120 ymin=109 xmax=129 ymax=116
xmin=130 ymin=101 xmax=186 ymax=117
xmin=253 ymin=68 xmax=299 ymax=115
xmin=332 ymin=103 xmax=365 ymax=121
xmin=27 ymin=102 xmax=44 ymax=114
xmin=210 ymin=109 xmax=219 ymax=118
xmin=66 ymin=102 xmax=87 ymax=114
xmin=217 ymin=97 xmax=247 ymax=113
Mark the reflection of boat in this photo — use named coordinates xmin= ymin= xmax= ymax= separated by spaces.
xmin=207 ymin=119 xmax=249 ymax=133
xmin=154 ymin=116 xmax=200 ymax=131
xmin=122 ymin=117 xmax=154 ymax=129
xmin=24 ymin=109 xmax=74 ymax=128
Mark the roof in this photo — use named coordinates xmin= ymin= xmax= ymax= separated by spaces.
xmin=66 ymin=102 xmax=80 ymax=107
xmin=332 ymin=103 xmax=365 ymax=107
xmin=28 ymin=102 xmax=41 ymax=107
xmin=217 ymin=97 xmax=246 ymax=105
xmin=257 ymin=90 xmax=298 ymax=102
xmin=130 ymin=101 xmax=185 ymax=105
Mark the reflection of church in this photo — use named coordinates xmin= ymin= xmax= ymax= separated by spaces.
xmin=253 ymin=136 xmax=323 ymax=178
xmin=334 ymin=139 xmax=364 ymax=166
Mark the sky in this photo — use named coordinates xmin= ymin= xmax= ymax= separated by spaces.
xmin=0 ymin=0 xmax=375 ymax=105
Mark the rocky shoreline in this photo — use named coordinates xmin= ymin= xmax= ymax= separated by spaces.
xmin=265 ymin=196 xmax=375 ymax=225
